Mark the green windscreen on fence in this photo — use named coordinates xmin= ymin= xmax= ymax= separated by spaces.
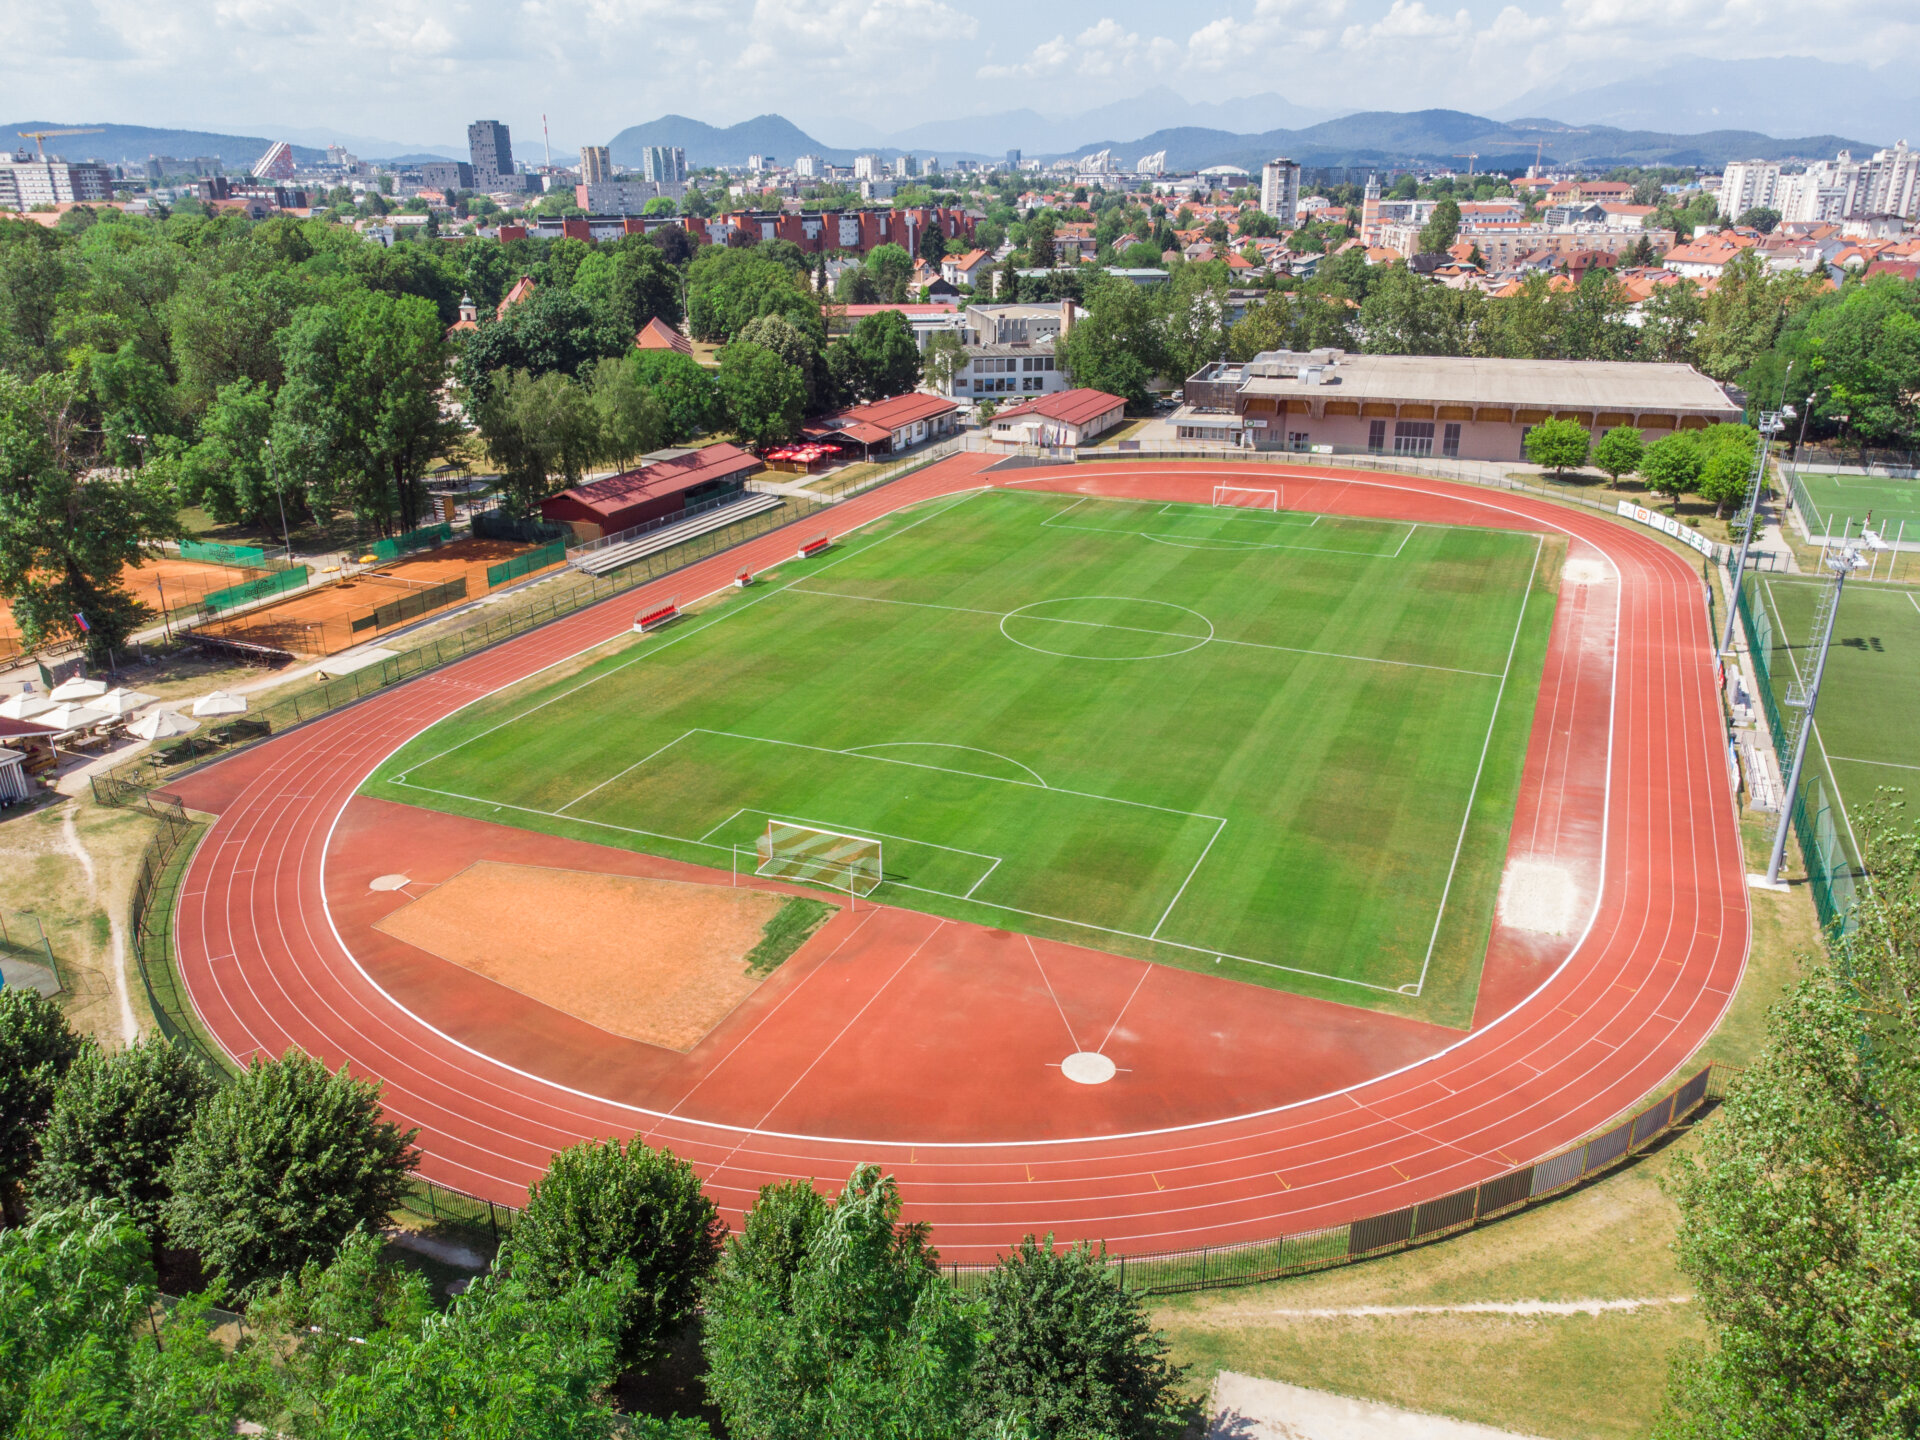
xmin=365 ymin=522 xmax=453 ymax=564
xmin=203 ymin=564 xmax=310 ymax=615
xmin=180 ymin=539 xmax=270 ymax=568
xmin=486 ymin=540 xmax=567 ymax=589
xmin=349 ymin=577 xmax=468 ymax=635
xmin=1730 ymin=566 xmax=1860 ymax=937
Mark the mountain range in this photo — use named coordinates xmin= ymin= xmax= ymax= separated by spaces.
xmin=609 ymin=108 xmax=1868 ymax=174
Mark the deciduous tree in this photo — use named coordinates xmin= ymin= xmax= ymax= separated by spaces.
xmin=0 ymin=989 xmax=85 ymax=1225
xmin=716 ymin=341 xmax=805 ymax=449
xmin=165 ymin=1049 xmax=419 ymax=1297
xmin=1522 ymin=417 xmax=1592 ymax=478
xmin=500 ymin=1136 xmax=724 ymax=1370
xmin=1593 ymin=425 xmax=1645 ymax=484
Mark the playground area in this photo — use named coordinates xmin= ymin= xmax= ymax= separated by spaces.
xmin=193 ymin=535 xmax=566 ymax=658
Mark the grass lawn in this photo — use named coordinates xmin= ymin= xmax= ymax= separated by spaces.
xmin=1744 ymin=573 xmax=1920 ymax=873
xmin=369 ymin=487 xmax=1557 ymax=1025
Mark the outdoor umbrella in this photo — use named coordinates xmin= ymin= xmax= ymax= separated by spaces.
xmin=0 ymin=694 xmax=54 ymax=720
xmin=37 ymin=703 xmax=110 ymax=730
xmin=93 ymin=688 xmax=157 ymax=718
xmin=191 ymin=690 xmax=249 ymax=717
xmin=129 ymin=710 xmax=200 ymax=741
xmin=49 ymin=677 xmax=109 ymax=701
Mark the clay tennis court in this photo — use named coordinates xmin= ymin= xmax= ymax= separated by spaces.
xmin=165 ymin=452 xmax=1748 ymax=1259
xmin=194 ymin=536 xmax=563 ymax=657
xmin=0 ymin=554 xmax=252 ymax=657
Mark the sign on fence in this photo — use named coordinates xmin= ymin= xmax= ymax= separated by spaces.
xmin=1616 ymin=501 xmax=1718 ymax=559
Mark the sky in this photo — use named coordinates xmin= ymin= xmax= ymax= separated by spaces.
xmin=4 ymin=0 xmax=1915 ymax=151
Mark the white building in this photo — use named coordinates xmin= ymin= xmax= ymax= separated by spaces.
xmin=579 ymin=146 xmax=612 ymax=184
xmin=575 ymin=180 xmax=684 ymax=212
xmin=640 ymin=146 xmax=687 ymax=184
xmin=1774 ymin=142 xmax=1920 ymax=224
xmin=1137 ymin=150 xmax=1167 ymax=176
xmin=0 ymin=151 xmax=113 ymax=207
xmin=853 ymin=154 xmax=882 ymax=179
xmin=794 ymin=154 xmax=824 ymax=178
xmin=1260 ymin=158 xmax=1302 ymax=226
xmin=1718 ymin=160 xmax=1781 ymax=219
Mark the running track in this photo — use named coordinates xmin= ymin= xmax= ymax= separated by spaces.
xmin=169 ymin=459 xmax=1748 ymax=1260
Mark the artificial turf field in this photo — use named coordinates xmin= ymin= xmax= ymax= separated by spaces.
xmin=1789 ymin=469 xmax=1920 ymax=555
xmin=1746 ymin=574 xmax=1920 ymax=870
xmin=369 ymin=488 xmax=1561 ymax=1025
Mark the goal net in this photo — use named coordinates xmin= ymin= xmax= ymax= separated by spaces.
xmin=757 ymin=821 xmax=884 ymax=897
xmin=1213 ymin=484 xmax=1281 ymax=511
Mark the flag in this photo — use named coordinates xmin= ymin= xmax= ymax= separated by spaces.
xmin=73 ymin=613 xmax=89 ymax=633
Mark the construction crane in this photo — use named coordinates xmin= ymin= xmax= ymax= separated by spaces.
xmin=1451 ymin=153 xmax=1479 ymax=177
xmin=17 ymin=127 xmax=104 ymax=160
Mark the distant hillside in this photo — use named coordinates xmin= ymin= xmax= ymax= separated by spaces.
xmin=4 ymin=121 xmax=329 ymax=168
xmin=1050 ymin=110 xmax=1874 ymax=172
xmin=608 ymin=114 xmax=869 ymax=168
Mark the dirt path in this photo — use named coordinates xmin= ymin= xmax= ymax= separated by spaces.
xmin=56 ymin=805 xmax=137 ymax=1045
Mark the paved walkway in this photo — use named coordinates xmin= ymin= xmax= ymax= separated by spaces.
xmin=1208 ymin=1373 xmax=1549 ymax=1440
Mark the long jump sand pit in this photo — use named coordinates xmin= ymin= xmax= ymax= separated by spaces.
xmin=374 ymin=861 xmax=815 ymax=1051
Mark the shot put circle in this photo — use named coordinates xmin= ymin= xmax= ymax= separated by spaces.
xmin=1061 ymin=1051 xmax=1118 ymax=1084
xmin=999 ymin=596 xmax=1214 ymax=660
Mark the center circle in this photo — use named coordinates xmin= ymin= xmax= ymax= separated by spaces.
xmin=999 ymin=595 xmax=1214 ymax=660
xmin=1061 ymin=1051 xmax=1118 ymax=1084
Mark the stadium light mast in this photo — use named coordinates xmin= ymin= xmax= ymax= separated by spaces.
xmin=1762 ymin=525 xmax=1883 ymax=887
xmin=1719 ymin=410 xmax=1782 ymax=658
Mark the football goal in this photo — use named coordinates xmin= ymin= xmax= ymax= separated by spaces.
xmin=756 ymin=821 xmax=884 ymax=897
xmin=1213 ymin=484 xmax=1281 ymax=511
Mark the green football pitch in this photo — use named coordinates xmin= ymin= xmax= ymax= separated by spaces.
xmin=1789 ymin=469 xmax=1920 ymax=553
xmin=1746 ymin=574 xmax=1920 ymax=875
xmin=368 ymin=489 xmax=1561 ymax=1025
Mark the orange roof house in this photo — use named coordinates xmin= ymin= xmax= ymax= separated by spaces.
xmin=635 ymin=316 xmax=692 ymax=355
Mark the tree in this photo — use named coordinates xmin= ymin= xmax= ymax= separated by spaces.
xmin=165 ymin=1049 xmax=419 ymax=1297
xmin=457 ymin=287 xmax=631 ymax=400
xmin=1735 ymin=206 xmax=1782 ymax=234
xmin=922 ymin=330 xmax=966 ymax=395
xmin=834 ymin=265 xmax=881 ymax=304
xmin=243 ymin=1230 xmax=666 ymax=1440
xmin=630 ymin=349 xmax=722 ymax=446
xmin=1523 ymin=417 xmax=1592 ymax=478
xmin=917 ymin=221 xmax=948 ymax=270
xmin=1118 ymin=240 xmax=1164 ymax=269
xmin=0 ymin=1201 xmax=236 ymax=1437
xmin=177 ymin=377 xmax=278 ymax=524
xmin=571 ymin=237 xmax=683 ymax=336
xmin=716 ymin=342 xmax=805 ymax=449
xmin=1637 ymin=279 xmax=1705 ymax=365
xmin=1693 ymin=423 xmax=1759 ymax=518
xmin=0 ymin=370 xmax=177 ymax=658
xmin=650 ymin=223 xmax=696 ymax=266
xmin=33 ymin=1037 xmax=213 ymax=1241
xmin=0 ymin=988 xmax=85 ymax=1225
xmin=737 ymin=311 xmax=825 ymax=412
xmin=1059 ymin=277 xmax=1162 ymax=411
xmin=969 ymin=1236 xmax=1187 ymax=1439
xmin=702 ymin=1166 xmax=977 ymax=1440
xmin=500 ymin=1137 xmax=724 ymax=1371
xmin=686 ymin=247 xmax=821 ymax=342
xmin=1697 ymin=250 xmax=1820 ymax=382
xmin=583 ymin=356 xmax=669 ymax=470
xmin=1415 ymin=198 xmax=1461 ymax=256
xmin=1640 ymin=431 xmax=1704 ymax=502
xmin=864 ymin=243 xmax=915 ymax=304
xmin=1024 ymin=210 xmax=1057 ymax=270
xmin=273 ymin=289 xmax=457 ymax=533
xmin=1592 ymin=425 xmax=1645 ymax=484
xmin=1556 ymin=267 xmax=1637 ymax=362
xmin=0 ymin=222 xmax=72 ymax=375
xmin=828 ymin=309 xmax=921 ymax=404
xmin=1359 ymin=263 xmax=1482 ymax=356
xmin=1658 ymin=804 xmax=1920 ymax=1439
xmin=475 ymin=369 xmax=604 ymax=513
xmin=1792 ymin=276 xmax=1920 ymax=455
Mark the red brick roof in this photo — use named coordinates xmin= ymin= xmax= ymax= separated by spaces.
xmin=546 ymin=443 xmax=760 ymax=522
xmin=990 ymin=388 xmax=1126 ymax=427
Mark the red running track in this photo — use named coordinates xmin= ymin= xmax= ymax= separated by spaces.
xmin=168 ymin=459 xmax=1747 ymax=1259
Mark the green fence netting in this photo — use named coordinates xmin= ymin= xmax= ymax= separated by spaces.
xmin=471 ymin=508 xmax=571 ymax=545
xmin=180 ymin=539 xmax=270 ymax=568
xmin=350 ymin=576 xmax=468 ymax=634
xmin=202 ymin=564 xmax=310 ymax=615
xmin=1729 ymin=567 xmax=1861 ymax=937
xmin=486 ymin=539 xmax=567 ymax=589
xmin=365 ymin=521 xmax=453 ymax=564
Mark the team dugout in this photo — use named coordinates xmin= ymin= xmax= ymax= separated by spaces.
xmin=1180 ymin=351 xmax=1744 ymax=460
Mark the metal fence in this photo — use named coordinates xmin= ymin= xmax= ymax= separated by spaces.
xmin=364 ymin=521 xmax=454 ymax=564
xmin=0 ymin=909 xmax=64 ymax=994
xmin=943 ymin=1063 xmax=1735 ymax=1295
xmin=1727 ymin=568 xmax=1861 ymax=936
xmin=179 ymin=539 xmax=272 ymax=568
xmin=350 ymin=577 xmax=468 ymax=635
xmin=486 ymin=539 xmax=568 ymax=588
xmin=203 ymin=564 xmax=311 ymax=615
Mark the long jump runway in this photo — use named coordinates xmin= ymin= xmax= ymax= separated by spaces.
xmin=167 ymin=458 xmax=1747 ymax=1260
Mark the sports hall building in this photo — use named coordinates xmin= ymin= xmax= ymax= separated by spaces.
xmin=1178 ymin=351 xmax=1743 ymax=460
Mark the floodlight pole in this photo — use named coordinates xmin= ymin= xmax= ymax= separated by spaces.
xmin=1718 ymin=410 xmax=1782 ymax=658
xmin=1764 ymin=545 xmax=1856 ymax=886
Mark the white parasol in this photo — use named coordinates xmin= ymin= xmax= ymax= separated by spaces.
xmin=92 ymin=688 xmax=157 ymax=718
xmin=191 ymin=690 xmax=249 ymax=717
xmin=36 ymin=703 xmax=110 ymax=731
xmin=0 ymin=694 xmax=54 ymax=721
xmin=128 ymin=710 xmax=200 ymax=741
xmin=49 ymin=676 xmax=109 ymax=701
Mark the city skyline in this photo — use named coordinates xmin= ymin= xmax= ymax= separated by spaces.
xmin=4 ymin=0 xmax=1915 ymax=154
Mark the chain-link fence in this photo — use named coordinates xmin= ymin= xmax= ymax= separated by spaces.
xmin=0 ymin=909 xmax=64 ymax=995
xmin=1726 ymin=567 xmax=1861 ymax=936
